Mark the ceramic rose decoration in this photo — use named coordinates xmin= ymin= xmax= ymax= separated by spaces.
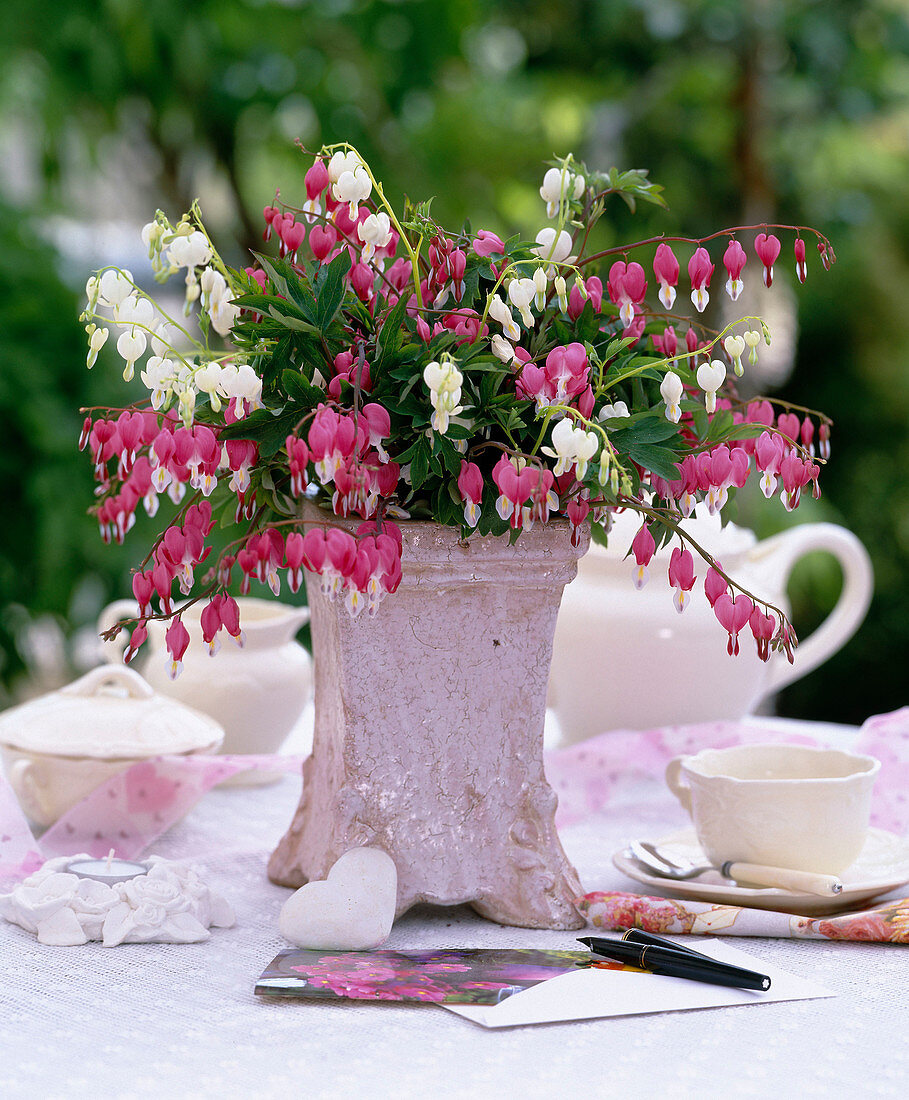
xmin=78 ymin=144 xmax=835 ymax=675
xmin=0 ymin=856 xmax=235 ymax=946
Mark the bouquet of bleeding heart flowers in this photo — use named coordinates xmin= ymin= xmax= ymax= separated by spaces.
xmin=80 ymin=145 xmax=834 ymax=677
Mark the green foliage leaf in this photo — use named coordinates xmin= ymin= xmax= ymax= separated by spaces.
xmin=607 ymin=413 xmax=680 ymax=447
xmin=314 ymin=250 xmax=352 ymax=330
xmin=625 ymin=443 xmax=682 ymax=481
xmin=409 ymin=436 xmax=431 ymax=490
xmin=282 ymin=369 xmax=324 ymax=407
xmin=267 ymin=304 xmax=319 ymax=334
xmin=219 ymin=405 xmax=304 ymax=458
xmin=375 ymin=293 xmax=410 ymax=374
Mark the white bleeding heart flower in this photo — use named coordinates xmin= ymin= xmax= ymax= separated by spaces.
xmin=357 ymin=212 xmax=393 ymax=262
xmin=116 ymin=329 xmax=147 ymax=382
xmin=167 ymin=231 xmax=212 ymax=270
xmin=97 ymin=269 xmax=135 ymax=308
xmin=697 ymin=359 xmax=727 ymax=414
xmin=114 ymin=294 xmax=156 ymax=328
xmin=598 ymin=400 xmax=631 ymax=423
xmin=507 ymin=278 xmax=537 ymax=327
xmin=660 ymin=371 xmax=684 ymax=423
xmin=491 ymin=334 xmax=517 ymax=363
xmin=533 ymin=227 xmax=576 ymax=271
xmin=743 ymin=328 xmax=762 ymax=365
xmin=723 ymin=334 xmax=746 ymax=377
xmin=487 ymin=294 xmax=521 ymax=341
xmin=85 ymin=326 xmax=109 ymax=368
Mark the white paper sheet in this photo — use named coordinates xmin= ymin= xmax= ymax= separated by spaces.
xmin=441 ymin=939 xmax=834 ymax=1029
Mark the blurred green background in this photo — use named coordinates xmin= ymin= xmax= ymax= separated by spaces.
xmin=0 ymin=0 xmax=906 ymax=722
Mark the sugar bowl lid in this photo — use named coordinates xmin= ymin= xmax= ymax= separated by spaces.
xmin=0 ymin=665 xmax=224 ymax=759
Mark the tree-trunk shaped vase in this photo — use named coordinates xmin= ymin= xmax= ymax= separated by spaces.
xmin=268 ymin=507 xmax=588 ymax=929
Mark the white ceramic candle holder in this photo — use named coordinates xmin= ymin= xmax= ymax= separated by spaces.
xmin=0 ymin=854 xmax=235 ymax=946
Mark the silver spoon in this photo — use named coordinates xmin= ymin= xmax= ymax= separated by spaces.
xmin=629 ymin=840 xmax=844 ymax=897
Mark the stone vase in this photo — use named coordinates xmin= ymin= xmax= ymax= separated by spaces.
xmin=268 ymin=507 xmax=589 ymax=929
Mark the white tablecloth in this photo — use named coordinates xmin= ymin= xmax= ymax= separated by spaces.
xmin=1 ymin=721 xmax=907 ymax=1099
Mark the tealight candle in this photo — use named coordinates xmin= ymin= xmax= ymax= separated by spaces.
xmin=66 ymin=848 xmax=149 ymax=886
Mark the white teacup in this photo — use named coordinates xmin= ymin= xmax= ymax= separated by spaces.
xmin=665 ymin=743 xmax=880 ymax=874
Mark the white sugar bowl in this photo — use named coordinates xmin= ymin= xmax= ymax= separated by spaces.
xmin=0 ymin=665 xmax=224 ymax=827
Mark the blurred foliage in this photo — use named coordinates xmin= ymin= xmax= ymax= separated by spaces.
xmin=0 ymin=201 xmax=141 ymax=700
xmin=1 ymin=0 xmax=907 ymax=720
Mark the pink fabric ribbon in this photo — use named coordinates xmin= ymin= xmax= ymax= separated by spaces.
xmin=545 ymin=708 xmax=909 ymax=835
xmin=1 ymin=707 xmax=907 ymax=888
xmin=0 ymin=753 xmax=303 ymax=884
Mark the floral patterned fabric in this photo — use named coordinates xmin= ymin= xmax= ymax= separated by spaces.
xmin=575 ymin=891 xmax=909 ymax=943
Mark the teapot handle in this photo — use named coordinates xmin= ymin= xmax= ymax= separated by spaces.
xmin=753 ymin=524 xmax=874 ymax=693
xmin=97 ymin=599 xmax=142 ymax=665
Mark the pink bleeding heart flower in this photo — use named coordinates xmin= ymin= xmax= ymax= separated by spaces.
xmin=704 ymin=564 xmax=728 ymax=608
xmin=688 ymin=247 xmax=714 ymax=313
xmin=457 ymin=460 xmax=484 ymax=528
xmin=755 ymin=431 xmax=786 ymax=498
xmin=713 ymin=593 xmax=754 ymax=656
xmin=310 ymin=223 xmax=337 ymax=261
xmin=200 ymin=597 xmax=224 ymax=657
xmin=164 ymin=617 xmax=190 ymax=680
xmin=472 ymin=230 xmax=505 ymax=257
xmin=776 ymin=412 xmax=801 ymax=450
xmin=723 ymin=239 xmax=747 ymax=301
xmin=754 ymin=232 xmax=781 ymax=288
xmin=800 ymin=416 xmax=815 ymax=456
xmin=449 ymin=250 xmax=467 ymax=301
xmin=750 ymin=605 xmax=777 ymax=662
xmin=124 ymin=621 xmax=148 ymax=664
xmin=794 ymin=237 xmax=807 ymax=284
xmin=653 ymin=324 xmax=678 ymax=360
xmin=607 ymin=261 xmax=647 ymax=328
xmin=305 ymin=158 xmax=330 ymax=201
xmin=285 ymin=532 xmax=306 ymax=594
xmin=262 ymin=204 xmax=279 ymax=242
xmin=566 ymin=496 xmax=590 ymax=548
xmin=131 ymin=571 xmax=155 ymax=619
xmin=631 ymin=524 xmax=656 ymax=589
xmin=301 ymin=528 xmax=327 ymax=575
xmin=492 ymin=455 xmax=534 ymax=529
xmin=653 ymin=243 xmax=679 ymax=309
xmin=667 ymin=546 xmax=696 ymax=613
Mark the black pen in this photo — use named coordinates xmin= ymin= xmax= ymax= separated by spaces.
xmin=577 ymin=937 xmax=771 ymax=991
xmin=621 ymin=928 xmax=713 ymax=959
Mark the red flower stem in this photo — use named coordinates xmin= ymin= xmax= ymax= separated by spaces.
xmin=579 ymin=224 xmax=834 ymax=269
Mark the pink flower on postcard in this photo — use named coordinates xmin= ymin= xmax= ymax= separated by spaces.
xmin=389 ymin=981 xmax=452 ymax=1001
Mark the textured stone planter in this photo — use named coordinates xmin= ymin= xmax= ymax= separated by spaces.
xmin=268 ymin=507 xmax=589 ymax=929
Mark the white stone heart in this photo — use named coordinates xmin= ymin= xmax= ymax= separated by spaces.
xmin=278 ymin=847 xmax=397 ymax=950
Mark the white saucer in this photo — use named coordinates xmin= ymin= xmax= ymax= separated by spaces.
xmin=613 ymin=827 xmax=909 ymax=914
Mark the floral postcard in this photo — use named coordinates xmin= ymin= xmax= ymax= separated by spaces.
xmin=254 ymin=948 xmax=599 ymax=1005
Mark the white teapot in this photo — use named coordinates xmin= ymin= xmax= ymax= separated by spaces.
xmin=98 ymin=597 xmax=312 ymax=772
xmin=549 ymin=509 xmax=873 ymax=745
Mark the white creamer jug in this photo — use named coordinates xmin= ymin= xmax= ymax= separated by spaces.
xmin=98 ymin=597 xmax=312 ymax=769
xmin=549 ymin=509 xmax=873 ymax=744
